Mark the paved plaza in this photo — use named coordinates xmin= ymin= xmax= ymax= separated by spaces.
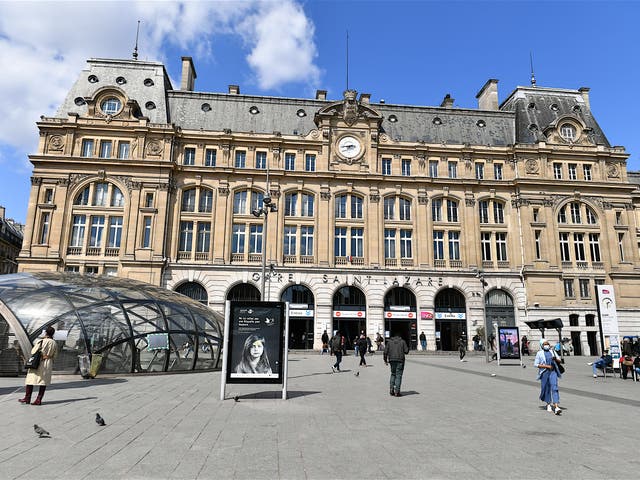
xmin=0 ymin=351 xmax=638 ymax=479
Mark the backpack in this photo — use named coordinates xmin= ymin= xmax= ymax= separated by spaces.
xmin=331 ymin=335 xmax=342 ymax=351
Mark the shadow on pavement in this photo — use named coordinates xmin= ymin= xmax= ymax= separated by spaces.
xmin=37 ymin=396 xmax=98 ymax=405
xmin=233 ymin=390 xmax=321 ymax=400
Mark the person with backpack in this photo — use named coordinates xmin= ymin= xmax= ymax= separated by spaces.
xmin=383 ymin=331 xmax=409 ymax=397
xmin=330 ymin=331 xmax=343 ymax=372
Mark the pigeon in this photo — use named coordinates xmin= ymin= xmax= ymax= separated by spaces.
xmin=522 ymin=365 xmax=527 ymax=369
xmin=234 ymin=396 xmax=239 ymax=402
xmin=33 ymin=424 xmax=49 ymax=438
xmin=354 ymin=371 xmax=360 ymax=377
xmin=490 ymin=373 xmax=497 ymax=377
xmin=95 ymin=413 xmax=106 ymax=426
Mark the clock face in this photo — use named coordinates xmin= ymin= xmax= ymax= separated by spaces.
xmin=338 ymin=136 xmax=362 ymax=158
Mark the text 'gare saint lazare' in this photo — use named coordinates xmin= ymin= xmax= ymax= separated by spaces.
xmin=251 ymin=272 xmax=449 ymax=288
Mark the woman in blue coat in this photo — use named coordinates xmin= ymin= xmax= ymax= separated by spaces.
xmin=534 ymin=338 xmax=562 ymax=415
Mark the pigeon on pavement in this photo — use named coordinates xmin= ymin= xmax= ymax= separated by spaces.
xmin=95 ymin=413 xmax=106 ymax=426
xmin=234 ymin=396 xmax=239 ymax=402
xmin=33 ymin=424 xmax=50 ymax=438
xmin=354 ymin=371 xmax=359 ymax=377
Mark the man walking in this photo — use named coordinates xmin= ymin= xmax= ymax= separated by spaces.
xmin=357 ymin=334 xmax=368 ymax=366
xmin=321 ymin=330 xmax=329 ymax=355
xmin=330 ymin=331 xmax=343 ymax=372
xmin=458 ymin=335 xmax=466 ymax=361
xmin=419 ymin=331 xmax=427 ymax=351
xmin=384 ymin=332 xmax=409 ymax=397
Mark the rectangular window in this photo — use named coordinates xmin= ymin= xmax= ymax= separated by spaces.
xmin=44 ymin=188 xmax=54 ymax=204
xmin=493 ymin=202 xmax=504 ymax=224
xmin=39 ymin=212 xmax=50 ymax=244
xmin=301 ymin=194 xmax=314 ymax=217
xmin=583 ymin=164 xmax=592 ymax=181
xmin=429 ymin=160 xmax=438 ymax=178
xmin=384 ymin=229 xmax=396 ymax=259
xmin=496 ymin=232 xmax=507 ymax=261
xmin=182 ymin=189 xmax=196 ymax=212
xmin=533 ymin=208 xmax=540 ymax=222
xmin=401 ymin=159 xmax=411 ymax=176
xmin=475 ymin=162 xmax=484 ymax=180
xmin=564 ymin=279 xmax=575 ymax=298
xmin=284 ymin=153 xmax=296 ymax=171
xmin=179 ymin=221 xmax=194 ymax=252
xmin=235 ymin=150 xmax=246 ymax=168
xmin=99 ymin=140 xmax=112 ymax=158
xmin=589 ymin=233 xmax=601 ymax=262
xmin=399 ymin=198 xmax=411 ymax=221
xmin=85 ymin=266 xmax=99 ymax=275
xmin=535 ymin=230 xmax=542 ymax=260
xmin=89 ymin=216 xmax=105 ymax=247
xmin=300 ymin=226 xmax=314 ymax=256
xmin=93 ymin=183 xmax=108 ymax=206
xmin=481 ymin=232 xmax=492 ymax=261
xmin=399 ymin=229 xmax=412 ymax=258
xmin=573 ymin=233 xmax=586 ymax=261
xmin=559 ymin=232 xmax=571 ymax=262
xmin=335 ymin=195 xmax=347 ymax=219
xmin=618 ymin=232 xmax=625 ymax=261
xmin=108 ymin=217 xmax=123 ymax=248
xmin=117 ymin=141 xmax=130 ymax=159
xmin=284 ymin=193 xmax=298 ymax=217
xmin=283 ymin=225 xmax=298 ymax=255
xmin=432 ymin=198 xmax=442 ymax=222
xmin=579 ymin=279 xmax=590 ymax=299
xmin=233 ymin=191 xmax=247 ymax=214
xmin=615 ymin=211 xmax=622 ymax=225
xmin=383 ymin=197 xmax=395 ymax=220
xmin=479 ymin=200 xmax=489 ymax=224
xmin=334 ymin=227 xmax=347 ymax=257
xmin=570 ymin=203 xmax=581 ymax=223
xmin=232 ymin=224 xmax=246 ymax=253
xmin=382 ymin=158 xmax=392 ymax=175
xmin=81 ymin=139 xmax=94 ymax=157
xmin=305 ymin=154 xmax=316 ymax=172
xmin=351 ymin=227 xmax=364 ymax=257
xmin=142 ymin=216 xmax=152 ymax=248
xmin=494 ymin=163 xmax=503 ymax=180
xmin=446 ymin=200 xmax=458 ymax=222
xmin=433 ymin=231 xmax=444 ymax=260
xmin=196 ymin=223 xmax=211 ymax=253
xmin=65 ymin=265 xmax=80 ymax=273
xmin=255 ymin=151 xmax=267 ymax=169
xmin=554 ymin=163 xmax=562 ymax=180
xmin=249 ymin=224 xmax=263 ymax=254
xmin=184 ymin=147 xmax=196 ymax=166
xmin=448 ymin=231 xmax=460 ymax=260
xmin=199 ymin=190 xmax=213 ymax=213
xmin=205 ymin=148 xmax=217 ymax=167
xmin=250 ymin=191 xmax=264 ymax=214
xmin=351 ymin=196 xmax=363 ymax=219
xmin=145 ymin=192 xmax=154 ymax=208
xmin=70 ymin=215 xmax=86 ymax=247
xmin=448 ymin=162 xmax=457 ymax=179
xmin=568 ymin=163 xmax=577 ymax=180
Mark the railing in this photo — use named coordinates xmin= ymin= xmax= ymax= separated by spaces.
xmin=497 ymin=261 xmax=510 ymax=268
xmin=231 ymin=253 xmax=244 ymax=263
xmin=434 ymin=259 xmax=446 ymax=268
xmin=283 ymin=255 xmax=296 ymax=264
xmin=335 ymin=256 xmax=348 ymax=265
xmin=248 ymin=254 xmax=262 ymax=263
xmin=86 ymin=247 xmax=100 ymax=256
xmin=300 ymin=256 xmax=314 ymax=264
xmin=177 ymin=251 xmax=191 ymax=260
xmin=592 ymin=261 xmax=604 ymax=269
xmin=194 ymin=252 xmax=209 ymax=261
xmin=67 ymin=247 xmax=81 ymax=256
xmin=385 ymin=258 xmax=397 ymax=267
xmin=482 ymin=260 xmax=493 ymax=269
xmin=561 ymin=261 xmax=572 ymax=269
xmin=450 ymin=260 xmax=462 ymax=268
xmin=105 ymin=247 xmax=119 ymax=257
xmin=576 ymin=261 xmax=588 ymax=269
xmin=351 ymin=256 xmax=364 ymax=266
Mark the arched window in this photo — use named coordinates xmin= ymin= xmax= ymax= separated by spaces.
xmin=560 ymin=123 xmax=576 ymax=141
xmin=479 ymin=199 xmax=505 ymax=224
xmin=485 ymin=289 xmax=514 ymax=307
xmin=176 ymin=282 xmax=208 ymax=305
xmin=335 ymin=194 xmax=363 ymax=219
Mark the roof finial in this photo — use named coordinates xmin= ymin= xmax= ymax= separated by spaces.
xmin=133 ymin=20 xmax=140 ymax=60
xmin=529 ymin=51 xmax=536 ymax=87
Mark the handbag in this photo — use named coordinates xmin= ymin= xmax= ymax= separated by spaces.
xmin=553 ymin=351 xmax=565 ymax=374
xmin=25 ymin=341 xmax=42 ymax=370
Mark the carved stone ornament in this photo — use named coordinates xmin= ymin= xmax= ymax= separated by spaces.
xmin=56 ymin=178 xmax=71 ymax=186
xmin=145 ymin=140 xmax=163 ymax=157
xmin=320 ymin=191 xmax=332 ymax=201
xmin=369 ymin=193 xmax=380 ymax=203
xmin=418 ymin=195 xmax=429 ymax=205
xmin=379 ymin=133 xmax=389 ymax=143
xmin=48 ymin=135 xmax=65 ymax=151
xmin=310 ymin=129 xmax=320 ymax=139
xmin=343 ymin=90 xmax=359 ymax=126
xmin=30 ymin=176 xmax=43 ymax=186
xmin=218 ymin=186 xmax=229 ymax=196
xmin=269 ymin=188 xmax=281 ymax=199
xmin=465 ymin=198 xmax=476 ymax=207
xmin=606 ymin=162 xmax=620 ymax=178
xmin=525 ymin=158 xmax=540 ymax=174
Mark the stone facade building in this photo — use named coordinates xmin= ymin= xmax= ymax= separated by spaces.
xmin=0 ymin=206 xmax=23 ymax=275
xmin=18 ymin=56 xmax=640 ymax=353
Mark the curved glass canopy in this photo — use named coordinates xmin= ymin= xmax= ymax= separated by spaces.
xmin=0 ymin=273 xmax=223 ymax=375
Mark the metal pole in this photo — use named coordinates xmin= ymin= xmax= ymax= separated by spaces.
xmin=260 ymin=212 xmax=268 ymax=300
xmin=480 ymin=273 xmax=489 ymax=363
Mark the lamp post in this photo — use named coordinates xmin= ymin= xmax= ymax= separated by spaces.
xmin=252 ymin=162 xmax=277 ymax=301
xmin=477 ymin=270 xmax=490 ymax=363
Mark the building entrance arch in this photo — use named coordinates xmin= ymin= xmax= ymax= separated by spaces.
xmin=332 ymin=286 xmax=366 ymax=350
xmin=434 ymin=288 xmax=467 ymax=351
xmin=175 ymin=282 xmax=208 ymax=305
xmin=485 ymin=289 xmax=515 ymax=333
xmin=226 ymin=283 xmax=260 ymax=302
xmin=281 ymin=285 xmax=315 ymax=350
xmin=383 ymin=287 xmax=417 ymax=349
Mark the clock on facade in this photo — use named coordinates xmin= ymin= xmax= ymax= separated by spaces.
xmin=337 ymin=135 xmax=362 ymax=159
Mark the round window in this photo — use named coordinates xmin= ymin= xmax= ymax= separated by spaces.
xmin=100 ymin=97 xmax=122 ymax=115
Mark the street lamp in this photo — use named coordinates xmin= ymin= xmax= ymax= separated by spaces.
xmin=252 ymin=196 xmax=277 ymax=300
xmin=477 ymin=270 xmax=490 ymax=363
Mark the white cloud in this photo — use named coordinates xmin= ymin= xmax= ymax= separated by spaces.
xmin=0 ymin=0 xmax=320 ymax=169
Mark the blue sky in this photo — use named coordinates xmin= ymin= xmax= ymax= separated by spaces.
xmin=1 ymin=0 xmax=638 ymax=224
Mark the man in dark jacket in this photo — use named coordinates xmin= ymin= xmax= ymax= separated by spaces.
xmin=321 ymin=330 xmax=329 ymax=355
xmin=357 ymin=335 xmax=368 ymax=366
xmin=330 ymin=331 xmax=343 ymax=372
xmin=383 ymin=332 xmax=409 ymax=396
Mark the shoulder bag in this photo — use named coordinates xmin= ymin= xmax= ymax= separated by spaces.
xmin=25 ymin=341 xmax=43 ymax=370
xmin=553 ymin=352 xmax=565 ymax=374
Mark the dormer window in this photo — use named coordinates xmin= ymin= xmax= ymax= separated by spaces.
xmin=560 ymin=123 xmax=576 ymax=141
xmin=100 ymin=97 xmax=122 ymax=115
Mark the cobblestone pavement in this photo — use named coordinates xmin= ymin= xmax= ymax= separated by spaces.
xmin=0 ymin=351 xmax=638 ymax=479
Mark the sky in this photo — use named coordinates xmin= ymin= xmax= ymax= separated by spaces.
xmin=1 ymin=0 xmax=639 ymax=224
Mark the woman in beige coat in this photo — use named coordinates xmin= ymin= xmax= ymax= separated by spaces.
xmin=19 ymin=326 xmax=58 ymax=406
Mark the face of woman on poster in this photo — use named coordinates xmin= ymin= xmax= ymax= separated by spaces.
xmin=250 ymin=339 xmax=264 ymax=359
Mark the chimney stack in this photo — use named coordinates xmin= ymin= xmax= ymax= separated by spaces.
xmin=476 ymin=79 xmax=499 ymax=110
xmin=315 ymin=90 xmax=327 ymax=100
xmin=228 ymin=85 xmax=240 ymax=95
xmin=578 ymin=87 xmax=590 ymax=109
xmin=440 ymin=94 xmax=454 ymax=108
xmin=359 ymin=93 xmax=371 ymax=105
xmin=180 ymin=57 xmax=197 ymax=91
xmin=0 ymin=205 xmax=5 ymax=220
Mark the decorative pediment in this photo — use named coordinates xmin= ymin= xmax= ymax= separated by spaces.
xmin=314 ymin=90 xmax=382 ymax=127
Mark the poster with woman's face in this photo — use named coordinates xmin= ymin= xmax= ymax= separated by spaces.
xmin=498 ymin=326 xmax=521 ymax=359
xmin=227 ymin=302 xmax=284 ymax=384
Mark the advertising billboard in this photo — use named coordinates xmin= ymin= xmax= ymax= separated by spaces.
xmin=226 ymin=301 xmax=285 ymax=384
xmin=498 ymin=326 xmax=520 ymax=360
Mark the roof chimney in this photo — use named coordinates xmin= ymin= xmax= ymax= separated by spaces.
xmin=440 ymin=94 xmax=454 ymax=108
xmin=0 ymin=205 xmax=5 ymax=220
xmin=359 ymin=93 xmax=371 ymax=105
xmin=180 ymin=57 xmax=197 ymax=91
xmin=578 ymin=87 xmax=590 ymax=109
xmin=315 ymin=90 xmax=327 ymax=100
xmin=476 ymin=79 xmax=499 ymax=110
xmin=228 ymin=85 xmax=240 ymax=95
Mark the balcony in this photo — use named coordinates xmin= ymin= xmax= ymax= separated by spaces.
xmin=450 ymin=260 xmax=462 ymax=268
xmin=283 ymin=255 xmax=296 ymax=264
xmin=67 ymin=247 xmax=82 ymax=256
xmin=385 ymin=258 xmax=397 ymax=267
xmin=400 ymin=258 xmax=414 ymax=267
xmin=105 ymin=247 xmax=120 ymax=257
xmin=561 ymin=261 xmax=572 ymax=269
xmin=351 ymin=256 xmax=364 ymax=266
xmin=482 ymin=260 xmax=493 ymax=269
xmin=86 ymin=247 xmax=100 ymax=256
xmin=335 ymin=256 xmax=348 ymax=265
xmin=231 ymin=253 xmax=244 ymax=263
xmin=300 ymin=256 xmax=314 ymax=264
xmin=248 ymin=254 xmax=262 ymax=263
xmin=194 ymin=252 xmax=209 ymax=261
xmin=592 ymin=261 xmax=604 ymax=269
xmin=497 ymin=261 xmax=510 ymax=269
xmin=576 ymin=261 xmax=588 ymax=269
xmin=177 ymin=251 xmax=191 ymax=260
xmin=434 ymin=259 xmax=446 ymax=268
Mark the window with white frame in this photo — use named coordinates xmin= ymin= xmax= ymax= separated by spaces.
xmin=233 ymin=191 xmax=247 ymax=214
xmin=475 ymin=162 xmax=484 ymax=180
xmin=184 ymin=147 xmax=196 ymax=166
xmin=494 ymin=163 xmax=503 ymax=180
xmin=334 ymin=227 xmax=347 ymax=256
xmin=563 ymin=279 xmax=575 ymax=298
xmin=589 ymin=233 xmax=601 ymax=262
xmin=493 ymin=202 xmax=505 ymax=223
xmin=432 ymin=198 xmax=442 ymax=222
xmin=284 ymin=226 xmax=297 ymax=255
xmin=117 ymin=141 xmax=130 ymax=159
xmin=305 ymin=154 xmax=316 ymax=172
xmin=533 ymin=208 xmax=540 ymax=222
xmin=559 ymin=232 xmax=571 ymax=261
xmin=351 ymin=228 xmax=364 ymax=257
xmin=583 ymin=164 xmax=592 ymax=181
xmin=382 ymin=158 xmax=392 ymax=175
xmin=335 ymin=194 xmax=363 ymax=219
xmin=553 ymin=163 xmax=563 ymax=179
xmin=560 ymin=123 xmax=576 ymax=141
xmin=70 ymin=215 xmax=86 ymax=247
xmin=301 ymin=193 xmax=314 ymax=217
xmin=448 ymin=162 xmax=457 ymax=179
xmin=111 ymin=187 xmax=124 ymax=207
xmin=93 ymin=183 xmax=109 ymax=206
xmin=199 ymin=189 xmax=213 ymax=213
xmin=351 ymin=196 xmax=363 ymax=219
xmin=384 ymin=229 xmax=396 ymax=259
xmin=39 ymin=212 xmax=50 ymax=244
xmin=81 ymin=139 xmax=94 ymax=157
xmin=300 ymin=226 xmax=314 ymax=255
xmin=232 ymin=224 xmax=246 ymax=253
xmin=249 ymin=224 xmax=263 ymax=254
xmin=255 ymin=151 xmax=267 ymax=169
xmin=284 ymin=153 xmax=296 ymax=171
xmin=284 ymin=193 xmax=298 ymax=217
xmin=99 ymin=140 xmax=112 ymax=158
xmin=108 ymin=217 xmax=123 ymax=248
xmin=235 ymin=150 xmax=246 ymax=168
xmin=142 ymin=216 xmax=152 ymax=248
xmin=573 ymin=233 xmax=586 ymax=261
xmin=400 ymin=229 xmax=412 ymax=258
xmin=618 ymin=232 xmax=625 ymax=261
xmin=446 ymin=199 xmax=459 ymax=222
xmin=429 ymin=160 xmax=438 ymax=178
xmin=205 ymin=148 xmax=217 ymax=167
xmin=44 ymin=188 xmax=54 ymax=204
xmin=183 ymin=189 xmax=197 ymax=213
xmin=250 ymin=191 xmax=264 ymax=214
xmin=535 ymin=230 xmax=542 ymax=260
xmin=495 ymin=233 xmax=507 ymax=261
xmin=335 ymin=195 xmax=347 ymax=219
xmin=399 ymin=197 xmax=411 ymax=221
xmin=448 ymin=231 xmax=460 ymax=260
xmin=579 ymin=279 xmax=590 ymax=298
xmin=179 ymin=221 xmax=194 ymax=251
xmin=568 ymin=164 xmax=577 ymax=180
xmin=479 ymin=201 xmax=489 ymax=224
xmin=570 ymin=202 xmax=581 ymax=223
xmin=481 ymin=232 xmax=492 ymax=261
xmin=401 ymin=159 xmax=411 ymax=176
xmin=196 ymin=223 xmax=211 ymax=253
xmin=433 ymin=231 xmax=444 ymax=260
